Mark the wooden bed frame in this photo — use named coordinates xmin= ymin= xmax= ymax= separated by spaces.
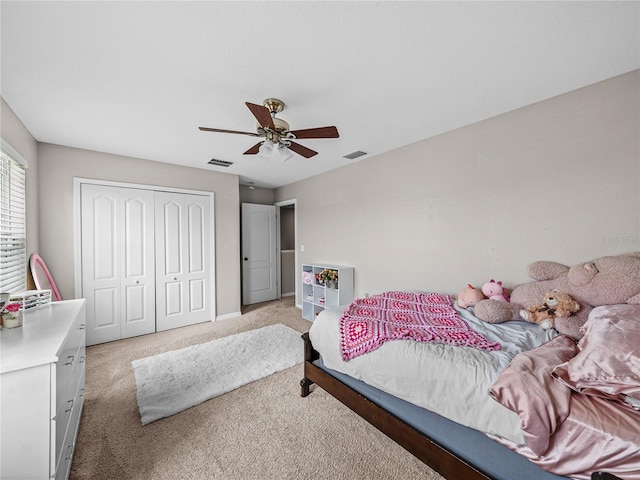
xmin=300 ymin=332 xmax=618 ymax=480
xmin=300 ymin=332 xmax=492 ymax=480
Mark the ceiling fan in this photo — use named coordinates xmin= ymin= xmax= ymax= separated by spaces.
xmin=199 ymin=98 xmax=339 ymax=159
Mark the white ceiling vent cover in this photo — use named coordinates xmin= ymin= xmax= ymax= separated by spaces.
xmin=343 ymin=150 xmax=368 ymax=160
xmin=208 ymin=158 xmax=234 ymax=167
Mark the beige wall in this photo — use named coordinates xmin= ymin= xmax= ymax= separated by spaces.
xmin=275 ymin=70 xmax=640 ymax=305
xmin=37 ymin=144 xmax=241 ymax=317
xmin=1 ymin=98 xmax=40 ymax=259
xmin=3 ymin=70 xmax=639 ymax=316
xmin=239 ymin=184 xmax=274 ymax=204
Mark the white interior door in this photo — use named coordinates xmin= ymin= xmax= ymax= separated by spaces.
xmin=155 ymin=191 xmax=211 ymax=331
xmin=81 ymin=184 xmax=119 ymax=345
xmin=81 ymin=185 xmax=155 ymax=345
xmin=120 ymin=188 xmax=156 ymax=339
xmin=242 ymin=203 xmax=277 ymax=305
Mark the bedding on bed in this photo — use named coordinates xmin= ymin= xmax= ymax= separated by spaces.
xmin=490 ymin=305 xmax=640 ymax=480
xmin=308 ymin=295 xmax=557 ymax=444
xmin=340 ymin=291 xmax=500 ymax=360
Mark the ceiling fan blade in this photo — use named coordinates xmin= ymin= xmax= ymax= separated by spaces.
xmin=288 ymin=141 xmax=318 ymax=158
xmin=199 ymin=127 xmax=259 ymax=136
xmin=243 ymin=142 xmax=262 ymax=155
xmin=245 ymin=102 xmax=275 ymax=130
xmin=289 ymin=126 xmax=339 ymax=139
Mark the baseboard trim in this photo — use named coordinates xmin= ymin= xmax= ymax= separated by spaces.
xmin=215 ymin=311 xmax=241 ymax=321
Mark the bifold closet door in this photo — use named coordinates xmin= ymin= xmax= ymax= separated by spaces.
xmin=81 ymin=185 xmax=156 ymax=345
xmin=155 ymin=191 xmax=212 ymax=331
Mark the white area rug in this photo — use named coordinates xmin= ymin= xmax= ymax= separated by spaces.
xmin=132 ymin=323 xmax=303 ymax=425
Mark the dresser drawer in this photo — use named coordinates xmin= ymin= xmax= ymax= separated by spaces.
xmin=76 ymin=337 xmax=86 ymax=386
xmin=54 ymin=396 xmax=74 ymax=465
xmin=55 ymin=353 xmax=76 ymax=412
xmin=54 ymin=338 xmax=86 ymax=468
xmin=55 ymin=443 xmax=74 ymax=480
xmin=55 ymin=366 xmax=85 ymax=480
xmin=55 ymin=319 xmax=86 ymax=409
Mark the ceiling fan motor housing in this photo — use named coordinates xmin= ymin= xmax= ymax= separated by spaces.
xmin=258 ymin=117 xmax=290 ymax=134
xmin=263 ymin=98 xmax=285 ymax=114
xmin=259 ymin=99 xmax=290 ymax=143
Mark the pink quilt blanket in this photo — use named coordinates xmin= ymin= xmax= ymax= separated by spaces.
xmin=339 ymin=291 xmax=501 ymax=361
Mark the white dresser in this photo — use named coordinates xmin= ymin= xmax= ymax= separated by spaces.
xmin=1 ymin=299 xmax=86 ymax=480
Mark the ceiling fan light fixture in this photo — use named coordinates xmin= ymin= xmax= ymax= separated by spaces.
xmin=258 ymin=140 xmax=274 ymax=162
xmin=258 ymin=140 xmax=293 ymax=162
xmin=276 ymin=145 xmax=293 ymax=162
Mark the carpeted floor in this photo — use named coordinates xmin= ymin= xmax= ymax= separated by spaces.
xmin=70 ymin=297 xmax=444 ymax=480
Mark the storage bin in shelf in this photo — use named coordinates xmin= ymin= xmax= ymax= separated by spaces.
xmin=301 ymin=264 xmax=353 ymax=321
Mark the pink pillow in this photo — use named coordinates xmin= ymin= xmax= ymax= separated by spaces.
xmin=552 ymin=304 xmax=640 ymax=407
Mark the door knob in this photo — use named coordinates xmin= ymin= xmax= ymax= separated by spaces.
xmin=244 ymin=257 xmax=248 ymax=261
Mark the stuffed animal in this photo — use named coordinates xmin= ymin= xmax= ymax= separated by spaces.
xmin=520 ymin=290 xmax=581 ymax=330
xmin=473 ymin=252 xmax=640 ymax=339
xmin=457 ymin=284 xmax=485 ymax=308
xmin=481 ymin=279 xmax=510 ymax=302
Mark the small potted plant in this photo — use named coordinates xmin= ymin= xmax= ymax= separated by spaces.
xmin=1 ymin=302 xmax=23 ymax=328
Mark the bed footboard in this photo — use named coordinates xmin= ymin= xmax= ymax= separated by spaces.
xmin=300 ymin=332 xmax=491 ymax=480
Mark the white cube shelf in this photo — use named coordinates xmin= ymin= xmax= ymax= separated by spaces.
xmin=302 ymin=264 xmax=354 ymax=321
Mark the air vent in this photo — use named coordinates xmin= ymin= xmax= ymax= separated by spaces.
xmin=208 ymin=158 xmax=234 ymax=167
xmin=343 ymin=150 xmax=368 ymax=160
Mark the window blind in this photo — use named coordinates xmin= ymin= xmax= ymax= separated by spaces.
xmin=0 ymin=143 xmax=27 ymax=293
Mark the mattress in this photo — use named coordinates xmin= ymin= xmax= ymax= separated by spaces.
xmin=308 ymin=300 xmax=558 ymax=444
xmin=312 ymin=357 xmax=569 ymax=480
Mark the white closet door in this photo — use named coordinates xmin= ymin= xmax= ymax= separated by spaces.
xmin=81 ymin=185 xmax=155 ymax=345
xmin=120 ymin=188 xmax=156 ymax=339
xmin=81 ymin=184 xmax=119 ymax=345
xmin=155 ymin=192 xmax=211 ymax=331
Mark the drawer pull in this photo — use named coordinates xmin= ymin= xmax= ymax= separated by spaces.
xmin=65 ymin=355 xmax=75 ymax=365
xmin=65 ymin=399 xmax=74 ymax=412
xmin=64 ymin=443 xmax=74 ymax=460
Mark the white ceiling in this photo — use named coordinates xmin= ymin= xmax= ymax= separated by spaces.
xmin=1 ymin=1 xmax=638 ymax=189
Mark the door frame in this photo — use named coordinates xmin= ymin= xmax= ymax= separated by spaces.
xmin=274 ymin=198 xmax=297 ymax=307
xmin=73 ymin=177 xmax=216 ymax=321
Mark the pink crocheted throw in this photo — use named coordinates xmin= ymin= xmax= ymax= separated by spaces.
xmin=339 ymin=291 xmax=500 ymax=361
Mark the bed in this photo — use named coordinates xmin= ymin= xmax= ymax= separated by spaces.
xmin=300 ymin=291 xmax=639 ymax=480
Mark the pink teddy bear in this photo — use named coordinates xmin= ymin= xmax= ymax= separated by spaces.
xmin=482 ymin=279 xmax=510 ymax=302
